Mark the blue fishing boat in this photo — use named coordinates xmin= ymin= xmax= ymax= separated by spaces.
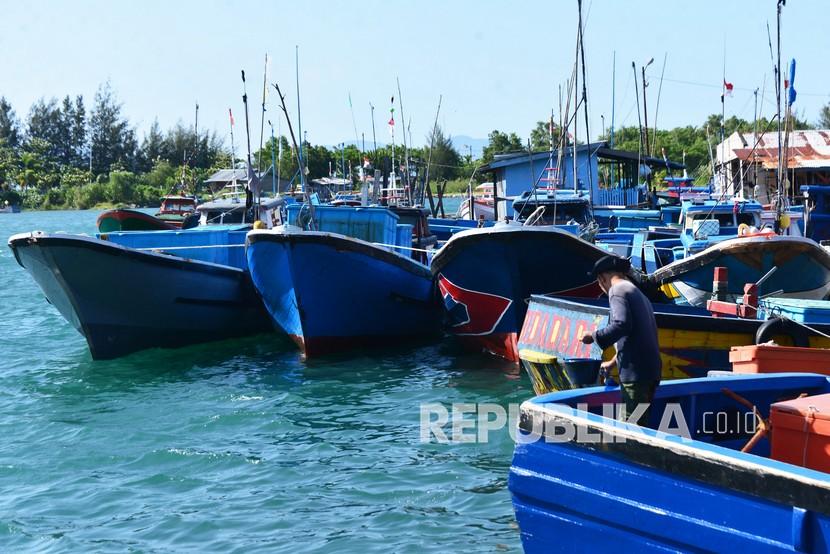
xmin=430 ymin=223 xmax=611 ymax=361
xmin=517 ymin=294 xmax=830 ymax=388
xmin=510 ymin=373 xmax=830 ymax=552
xmin=638 ymin=199 xmax=830 ymax=305
xmin=652 ymin=233 xmax=830 ymax=306
xmin=8 ymin=225 xmax=272 ymax=359
xmin=246 ymin=204 xmax=440 ymax=358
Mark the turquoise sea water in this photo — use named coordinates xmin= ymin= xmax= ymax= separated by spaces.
xmin=0 ymin=210 xmax=528 ymax=552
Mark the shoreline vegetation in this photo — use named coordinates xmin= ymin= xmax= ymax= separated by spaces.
xmin=0 ymin=82 xmax=824 ymax=212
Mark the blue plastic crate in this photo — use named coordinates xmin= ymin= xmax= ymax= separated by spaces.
xmin=760 ymin=298 xmax=830 ymax=324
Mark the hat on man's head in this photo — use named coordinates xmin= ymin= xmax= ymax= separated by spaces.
xmin=589 ymin=255 xmax=631 ymax=278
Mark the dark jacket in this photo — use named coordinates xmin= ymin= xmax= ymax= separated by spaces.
xmin=592 ymin=279 xmax=662 ymax=383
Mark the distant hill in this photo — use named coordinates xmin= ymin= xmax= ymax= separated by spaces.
xmin=448 ymin=136 xmax=488 ymax=158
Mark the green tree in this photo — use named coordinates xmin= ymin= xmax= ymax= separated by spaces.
xmin=529 ymin=119 xmax=561 ymax=151
xmin=62 ymin=95 xmax=87 ymax=168
xmin=0 ymin=97 xmax=20 ymax=148
xmin=481 ymin=129 xmax=524 ymax=164
xmin=89 ymin=82 xmax=137 ymax=175
xmin=424 ymin=125 xmax=461 ymax=181
xmin=139 ymin=119 xmax=165 ymax=171
xmin=26 ymin=97 xmax=63 ymax=157
xmin=18 ymin=138 xmax=60 ymax=192
xmin=819 ymin=102 xmax=830 ymax=128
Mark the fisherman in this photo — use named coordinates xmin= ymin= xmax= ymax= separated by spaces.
xmin=580 ymin=255 xmax=661 ymax=426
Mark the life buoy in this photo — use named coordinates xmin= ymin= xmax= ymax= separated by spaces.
xmin=755 ymin=316 xmax=810 ymax=348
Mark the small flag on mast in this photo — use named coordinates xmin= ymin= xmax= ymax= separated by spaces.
xmin=229 ymin=108 xmax=235 ymax=126
xmin=723 ymin=80 xmax=734 ymax=96
xmin=788 ymin=59 xmax=797 ymax=105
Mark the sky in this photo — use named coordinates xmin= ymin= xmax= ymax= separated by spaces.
xmin=2 ymin=0 xmax=829 ymax=153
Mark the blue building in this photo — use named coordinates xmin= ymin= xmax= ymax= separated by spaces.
xmin=479 ymin=141 xmax=684 ymax=218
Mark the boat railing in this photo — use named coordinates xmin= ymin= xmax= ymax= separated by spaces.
xmin=135 ymin=244 xmax=245 ymax=251
xmin=371 ymin=242 xmax=432 ymax=254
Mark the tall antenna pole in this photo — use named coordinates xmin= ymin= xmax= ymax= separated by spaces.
xmin=229 ymin=107 xmax=237 ymax=195
xmin=269 ymin=120 xmax=277 ymax=196
xmin=257 ymin=53 xmax=268 ymax=172
xmin=632 ymin=62 xmax=643 ymax=160
xmin=241 ymin=70 xmax=259 ymax=220
xmin=369 ymin=102 xmax=377 ymax=159
xmin=424 ymin=95 xmax=442 ymax=216
xmin=192 ymin=101 xmax=199 ymax=192
xmin=572 ymin=31 xmax=579 ymax=195
xmin=721 ymin=39 xmax=727 ymax=196
xmin=295 ymin=46 xmax=305 ymax=191
xmin=397 ymin=77 xmax=412 ymax=204
xmin=390 ymin=96 xmax=396 ymax=196
xmin=348 ymin=92 xmax=360 ymax=152
xmin=651 ymin=53 xmax=667 ymax=156
xmin=752 ymin=87 xmax=759 ymax=199
xmin=641 ymin=58 xmax=653 ymax=158
xmin=577 ymin=0 xmax=594 ymax=213
xmin=610 ymin=51 xmax=616 ymax=148
xmin=775 ymin=0 xmax=784 ymax=221
xmin=610 ymin=51 xmax=616 ymax=187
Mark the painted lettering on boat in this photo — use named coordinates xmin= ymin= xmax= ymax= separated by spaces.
xmin=520 ymin=307 xmax=600 ymax=358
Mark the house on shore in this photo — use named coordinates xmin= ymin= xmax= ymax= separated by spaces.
xmin=715 ymin=129 xmax=830 ymax=202
xmin=478 ymin=141 xmax=684 ymax=217
xmin=202 ymin=167 xmax=292 ymax=196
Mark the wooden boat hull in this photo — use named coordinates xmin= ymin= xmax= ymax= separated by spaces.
xmin=8 ymin=232 xmax=270 ymax=359
xmin=518 ymin=295 xmax=830 ymax=389
xmin=652 ymin=235 xmax=830 ymax=306
xmin=510 ymin=374 xmax=830 ymax=552
xmin=96 ymin=208 xmax=179 ymax=233
xmin=430 ymin=225 xmax=606 ymax=362
xmin=246 ymin=229 xmax=441 ymax=357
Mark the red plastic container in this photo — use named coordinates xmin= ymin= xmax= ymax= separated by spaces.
xmin=770 ymin=393 xmax=830 ymax=472
xmin=730 ymin=345 xmax=830 ymax=375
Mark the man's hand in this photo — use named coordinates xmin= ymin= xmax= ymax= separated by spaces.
xmin=600 ymin=356 xmax=617 ymax=372
xmin=580 ymin=332 xmax=594 ymax=345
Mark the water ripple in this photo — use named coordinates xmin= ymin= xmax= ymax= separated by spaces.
xmin=0 ymin=211 xmax=527 ymax=552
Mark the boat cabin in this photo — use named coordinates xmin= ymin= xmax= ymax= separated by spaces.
xmin=197 ymin=196 xmax=287 ymax=228
xmin=511 ymin=189 xmax=591 ymax=226
xmin=679 ymin=199 xmax=763 ymax=250
xmin=157 ymin=195 xmax=197 ymax=216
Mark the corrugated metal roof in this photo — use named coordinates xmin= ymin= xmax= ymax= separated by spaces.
xmin=478 ymin=142 xmax=684 ymax=171
xmin=204 ymin=167 xmax=283 ymax=183
xmin=718 ymin=130 xmax=830 ymax=169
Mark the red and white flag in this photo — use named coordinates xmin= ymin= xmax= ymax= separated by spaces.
xmin=723 ymin=80 xmax=734 ymax=96
xmin=229 ymin=108 xmax=235 ymax=126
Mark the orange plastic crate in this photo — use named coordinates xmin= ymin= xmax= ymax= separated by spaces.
xmin=729 ymin=345 xmax=830 ymax=375
xmin=770 ymin=393 xmax=830 ymax=472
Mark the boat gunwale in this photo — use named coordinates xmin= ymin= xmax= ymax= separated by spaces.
xmin=430 ymin=225 xmax=605 ymax=276
xmin=650 ymin=234 xmax=830 ymax=284
xmin=246 ymin=229 xmax=432 ymax=279
xmin=8 ymin=232 xmax=247 ymax=277
xmin=524 ymin=294 xmax=819 ymax=335
xmin=517 ymin=375 xmax=830 ymax=517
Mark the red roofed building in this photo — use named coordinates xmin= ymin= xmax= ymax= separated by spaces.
xmin=715 ymin=130 xmax=830 ymax=202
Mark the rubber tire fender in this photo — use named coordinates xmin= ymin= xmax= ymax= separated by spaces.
xmin=755 ymin=316 xmax=810 ymax=348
